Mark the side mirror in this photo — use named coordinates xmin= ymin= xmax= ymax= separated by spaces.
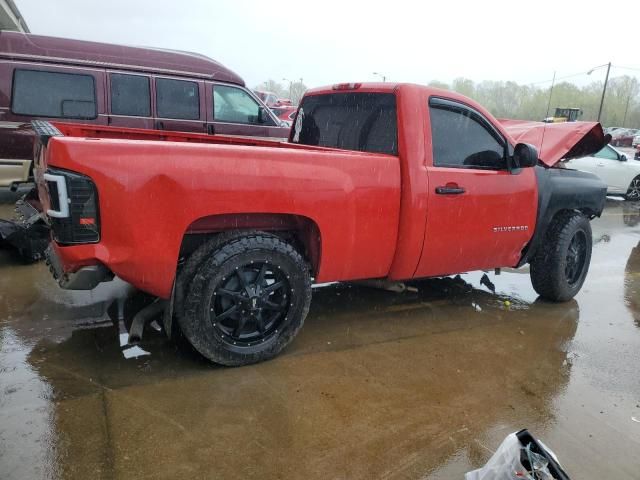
xmin=620 ymin=154 xmax=627 ymax=162
xmin=512 ymin=143 xmax=538 ymax=169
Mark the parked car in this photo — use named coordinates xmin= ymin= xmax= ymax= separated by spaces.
xmin=33 ymin=82 xmax=608 ymax=365
xmin=0 ymin=31 xmax=289 ymax=188
xmin=565 ymin=144 xmax=640 ymax=201
xmin=635 ymin=145 xmax=640 ymax=160
xmin=632 ymin=134 xmax=640 ymax=147
xmin=253 ymin=90 xmax=279 ymax=108
xmin=271 ymin=106 xmax=297 ymax=126
xmin=610 ymin=129 xmax=639 ymax=147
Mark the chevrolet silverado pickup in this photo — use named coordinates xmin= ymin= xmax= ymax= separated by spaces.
xmin=32 ymin=82 xmax=609 ymax=366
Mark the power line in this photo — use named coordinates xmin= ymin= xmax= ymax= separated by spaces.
xmin=529 ymin=64 xmax=640 ymax=86
xmin=529 ymin=70 xmax=592 ymax=86
xmin=614 ymin=65 xmax=640 ymax=73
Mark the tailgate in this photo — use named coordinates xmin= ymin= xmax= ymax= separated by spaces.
xmin=30 ymin=120 xmax=100 ymax=244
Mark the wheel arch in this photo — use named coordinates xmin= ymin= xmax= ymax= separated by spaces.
xmin=518 ymin=166 xmax=607 ymax=266
xmin=179 ymin=213 xmax=322 ymax=276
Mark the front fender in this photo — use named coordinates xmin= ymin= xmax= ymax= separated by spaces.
xmin=518 ymin=166 xmax=607 ymax=266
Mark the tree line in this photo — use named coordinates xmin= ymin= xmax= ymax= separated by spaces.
xmin=257 ymin=75 xmax=640 ymax=129
xmin=429 ymin=75 xmax=640 ymax=128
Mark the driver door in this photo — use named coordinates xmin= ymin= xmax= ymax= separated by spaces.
xmin=414 ymin=98 xmax=537 ymax=278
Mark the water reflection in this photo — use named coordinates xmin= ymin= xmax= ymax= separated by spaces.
xmin=622 ymin=202 xmax=640 ymax=227
xmin=624 ymin=240 xmax=640 ymax=327
xmin=22 ymin=277 xmax=579 ymax=479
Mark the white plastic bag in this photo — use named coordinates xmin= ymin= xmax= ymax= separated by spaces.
xmin=465 ymin=432 xmax=555 ymax=480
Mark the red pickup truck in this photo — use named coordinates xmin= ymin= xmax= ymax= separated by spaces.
xmin=32 ymin=82 xmax=608 ymax=366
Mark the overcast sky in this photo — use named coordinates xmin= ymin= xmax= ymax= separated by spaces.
xmin=13 ymin=0 xmax=640 ymax=89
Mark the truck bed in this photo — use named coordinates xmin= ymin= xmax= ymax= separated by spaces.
xmin=34 ymin=121 xmax=402 ymax=298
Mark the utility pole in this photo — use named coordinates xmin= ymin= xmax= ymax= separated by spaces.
xmin=622 ymin=92 xmax=632 ymax=127
xmin=596 ymin=62 xmax=611 ymax=123
xmin=545 ymin=71 xmax=556 ymax=120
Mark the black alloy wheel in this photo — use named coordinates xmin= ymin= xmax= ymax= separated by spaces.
xmin=210 ymin=262 xmax=289 ymax=347
xmin=565 ymin=230 xmax=587 ymax=286
xmin=626 ymin=177 xmax=640 ymax=201
xmin=178 ymin=233 xmax=312 ymax=366
xmin=530 ymin=212 xmax=592 ymax=302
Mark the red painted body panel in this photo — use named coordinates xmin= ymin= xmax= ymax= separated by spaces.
xmin=416 ymin=167 xmax=537 ymax=276
xmin=42 ymin=133 xmax=401 ymax=298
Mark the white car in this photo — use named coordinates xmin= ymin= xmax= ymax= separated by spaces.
xmin=565 ymin=144 xmax=640 ymax=201
xmin=632 ymin=134 xmax=640 ymax=148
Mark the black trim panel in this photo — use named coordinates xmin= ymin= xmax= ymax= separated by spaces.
xmin=518 ymin=166 xmax=607 ymax=266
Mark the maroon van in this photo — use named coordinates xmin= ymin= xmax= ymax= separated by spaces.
xmin=0 ymin=31 xmax=289 ymax=187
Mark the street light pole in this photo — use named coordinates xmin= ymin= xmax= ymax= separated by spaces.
xmin=373 ymin=72 xmax=387 ymax=82
xmin=282 ymin=78 xmax=292 ymax=100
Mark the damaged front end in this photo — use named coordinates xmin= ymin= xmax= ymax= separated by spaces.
xmin=499 ymin=119 xmax=611 ymax=166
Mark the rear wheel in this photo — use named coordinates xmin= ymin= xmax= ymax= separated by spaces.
xmin=178 ymin=233 xmax=311 ymax=366
xmin=625 ymin=176 xmax=640 ymax=201
xmin=530 ymin=212 xmax=592 ymax=302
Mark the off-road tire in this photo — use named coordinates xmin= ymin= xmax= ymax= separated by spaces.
xmin=624 ymin=175 xmax=640 ymax=202
xmin=178 ymin=233 xmax=311 ymax=366
xmin=530 ymin=212 xmax=592 ymax=302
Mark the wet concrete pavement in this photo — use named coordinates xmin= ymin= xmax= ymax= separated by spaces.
xmin=1 ymin=189 xmax=640 ymax=479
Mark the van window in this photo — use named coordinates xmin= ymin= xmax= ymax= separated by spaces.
xmin=156 ymin=78 xmax=199 ymax=120
xmin=214 ymin=85 xmax=264 ymax=124
xmin=12 ymin=69 xmax=96 ymax=119
xmin=110 ymin=74 xmax=150 ymax=117
xmin=292 ymin=92 xmax=398 ymax=155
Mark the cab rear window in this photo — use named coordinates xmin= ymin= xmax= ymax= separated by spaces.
xmin=291 ymin=92 xmax=397 ymax=155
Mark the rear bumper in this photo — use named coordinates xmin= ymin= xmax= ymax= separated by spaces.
xmin=45 ymin=244 xmax=113 ymax=290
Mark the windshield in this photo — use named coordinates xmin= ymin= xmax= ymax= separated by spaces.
xmin=291 ymin=92 xmax=398 ymax=155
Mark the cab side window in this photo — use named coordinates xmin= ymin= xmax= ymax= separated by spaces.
xmin=214 ymin=85 xmax=273 ymax=125
xmin=12 ymin=69 xmax=96 ymax=119
xmin=156 ymin=78 xmax=199 ymax=120
xmin=429 ymin=98 xmax=506 ymax=169
xmin=110 ymin=74 xmax=150 ymax=117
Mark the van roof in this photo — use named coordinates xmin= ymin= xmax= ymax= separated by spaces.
xmin=0 ymin=31 xmax=244 ymax=86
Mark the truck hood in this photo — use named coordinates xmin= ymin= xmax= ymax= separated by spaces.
xmin=498 ymin=120 xmax=610 ymax=167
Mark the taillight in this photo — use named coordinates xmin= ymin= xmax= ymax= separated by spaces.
xmin=45 ymin=168 xmax=100 ymax=244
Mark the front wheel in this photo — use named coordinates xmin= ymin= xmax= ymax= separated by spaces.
xmin=530 ymin=213 xmax=592 ymax=302
xmin=625 ymin=176 xmax=640 ymax=201
xmin=178 ymin=233 xmax=312 ymax=366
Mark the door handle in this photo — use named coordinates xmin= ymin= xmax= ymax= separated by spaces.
xmin=597 ymin=163 xmax=605 ymax=167
xmin=155 ymin=121 xmax=164 ymax=130
xmin=207 ymin=124 xmax=215 ymax=135
xmin=435 ymin=185 xmax=466 ymax=195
